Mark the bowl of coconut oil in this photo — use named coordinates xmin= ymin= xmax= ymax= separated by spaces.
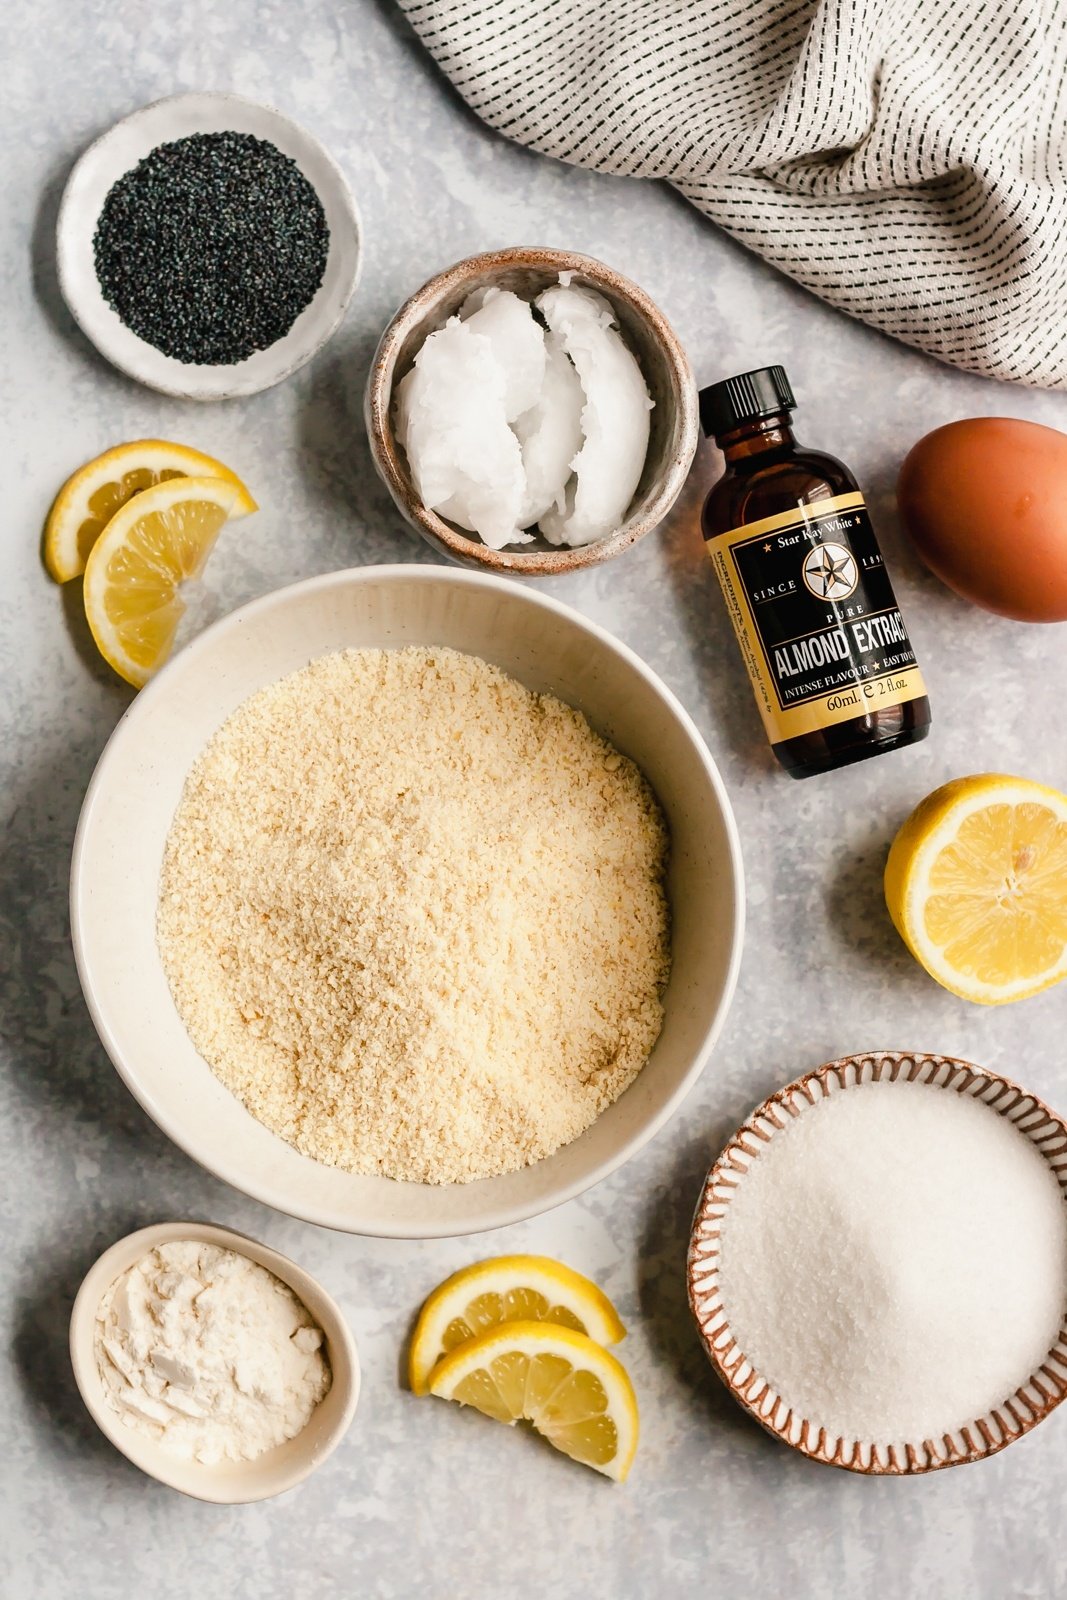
xmin=365 ymin=246 xmax=699 ymax=575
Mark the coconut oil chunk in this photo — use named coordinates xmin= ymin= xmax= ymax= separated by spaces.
xmin=535 ymin=284 xmax=652 ymax=548
xmin=395 ymin=279 xmax=653 ymax=550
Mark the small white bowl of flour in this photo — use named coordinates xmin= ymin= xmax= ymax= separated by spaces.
xmin=70 ymin=1222 xmax=360 ymax=1501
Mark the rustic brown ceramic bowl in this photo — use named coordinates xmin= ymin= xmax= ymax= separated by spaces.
xmin=688 ymin=1051 xmax=1067 ymax=1475
xmin=364 ymin=247 xmax=699 ymax=575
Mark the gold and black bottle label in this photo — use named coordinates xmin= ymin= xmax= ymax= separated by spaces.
xmin=706 ymin=492 xmax=927 ymax=743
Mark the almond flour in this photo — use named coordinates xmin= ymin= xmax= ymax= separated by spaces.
xmin=157 ymin=647 xmax=670 ymax=1184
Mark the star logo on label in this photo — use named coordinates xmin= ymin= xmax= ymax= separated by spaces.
xmin=801 ymin=541 xmax=859 ymax=601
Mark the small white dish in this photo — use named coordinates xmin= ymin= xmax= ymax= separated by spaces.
xmin=56 ymin=92 xmax=362 ymax=400
xmin=70 ymin=565 xmax=744 ymax=1238
xmin=70 ymin=1221 xmax=360 ymax=1502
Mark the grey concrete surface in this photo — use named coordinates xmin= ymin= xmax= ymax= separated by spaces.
xmin=3 ymin=2 xmax=1067 ymax=1594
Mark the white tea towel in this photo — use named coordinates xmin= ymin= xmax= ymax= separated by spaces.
xmin=398 ymin=0 xmax=1067 ymax=389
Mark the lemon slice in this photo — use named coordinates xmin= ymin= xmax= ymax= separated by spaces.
xmin=44 ymin=439 xmax=257 ymax=582
xmin=409 ymin=1255 xmax=626 ymax=1396
xmin=82 ymin=476 xmax=239 ymax=688
xmin=885 ymin=774 xmax=1067 ymax=1005
xmin=428 ymin=1321 xmax=639 ymax=1481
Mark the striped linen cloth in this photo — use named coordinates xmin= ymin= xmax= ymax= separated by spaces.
xmin=398 ymin=0 xmax=1067 ymax=388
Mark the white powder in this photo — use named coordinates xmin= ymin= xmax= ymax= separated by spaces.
xmin=94 ymin=1241 xmax=331 ymax=1464
xmin=716 ymin=1082 xmax=1067 ymax=1445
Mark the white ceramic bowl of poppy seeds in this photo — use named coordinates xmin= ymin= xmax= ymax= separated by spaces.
xmin=56 ymin=92 xmax=362 ymax=400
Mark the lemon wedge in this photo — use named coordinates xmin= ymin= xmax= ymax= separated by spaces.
xmin=409 ymin=1255 xmax=626 ymax=1396
xmin=428 ymin=1321 xmax=639 ymax=1481
xmin=885 ymin=774 xmax=1067 ymax=1005
xmin=81 ymin=476 xmax=239 ymax=688
xmin=44 ymin=439 xmax=257 ymax=582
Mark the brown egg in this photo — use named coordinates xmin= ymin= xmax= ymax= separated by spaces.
xmin=897 ymin=417 xmax=1067 ymax=622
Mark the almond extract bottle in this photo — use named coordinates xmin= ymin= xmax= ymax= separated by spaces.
xmin=700 ymin=366 xmax=931 ymax=778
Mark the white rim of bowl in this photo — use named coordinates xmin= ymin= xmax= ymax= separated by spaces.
xmin=69 ymin=1221 xmax=361 ymax=1501
xmin=70 ymin=564 xmax=746 ymax=1237
xmin=688 ymin=1051 xmax=1067 ymax=1474
xmin=56 ymin=91 xmax=363 ymax=400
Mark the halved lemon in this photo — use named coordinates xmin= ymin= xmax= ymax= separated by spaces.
xmin=409 ymin=1255 xmax=626 ymax=1396
xmin=82 ymin=476 xmax=239 ymax=688
xmin=428 ymin=1321 xmax=638 ymax=1481
xmin=885 ymin=774 xmax=1067 ymax=1004
xmin=44 ymin=439 xmax=256 ymax=582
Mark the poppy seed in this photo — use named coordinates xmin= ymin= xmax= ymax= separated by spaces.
xmin=93 ymin=130 xmax=330 ymax=366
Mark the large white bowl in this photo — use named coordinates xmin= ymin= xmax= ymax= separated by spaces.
xmin=72 ymin=567 xmax=744 ymax=1237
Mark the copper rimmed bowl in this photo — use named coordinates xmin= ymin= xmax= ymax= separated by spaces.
xmin=364 ymin=246 xmax=699 ymax=576
xmin=687 ymin=1051 xmax=1067 ymax=1474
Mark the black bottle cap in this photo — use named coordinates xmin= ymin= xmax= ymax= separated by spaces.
xmin=699 ymin=366 xmax=796 ymax=438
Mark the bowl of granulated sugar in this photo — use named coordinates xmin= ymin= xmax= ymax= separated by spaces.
xmin=688 ymin=1051 xmax=1067 ymax=1473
